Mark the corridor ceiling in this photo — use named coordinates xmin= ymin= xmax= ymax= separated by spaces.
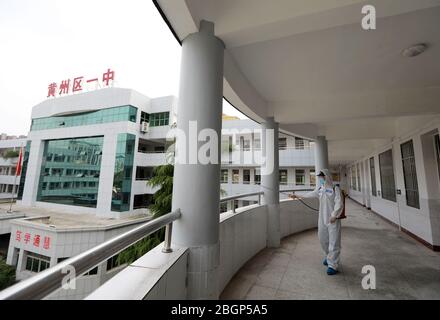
xmin=155 ymin=0 xmax=440 ymax=165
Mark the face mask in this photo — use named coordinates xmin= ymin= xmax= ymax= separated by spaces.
xmin=318 ymin=177 xmax=325 ymax=186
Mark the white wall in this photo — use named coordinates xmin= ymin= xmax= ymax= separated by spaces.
xmin=347 ymin=118 xmax=440 ymax=248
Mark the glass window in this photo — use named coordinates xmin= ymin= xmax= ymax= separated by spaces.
xmin=278 ymin=138 xmax=287 ymax=150
xmin=369 ymin=157 xmax=377 ymax=196
xmin=379 ymin=149 xmax=396 ymax=202
xmin=232 ymin=170 xmax=239 ymax=184
xmin=351 ymin=166 xmax=357 ymax=191
xmin=140 ymin=111 xmax=149 ymax=124
xmin=295 ymin=138 xmax=305 ymax=150
xmin=254 ymin=169 xmax=261 ymax=185
xmin=25 ymin=252 xmax=50 ymax=273
xmin=279 ymin=170 xmax=288 ymax=185
xmin=220 ymin=169 xmax=228 ymax=183
xmin=106 ymin=255 xmax=121 ymax=271
xmin=149 ymin=112 xmax=169 ymax=127
xmin=220 ymin=202 xmax=228 ymax=213
xmin=401 ymin=140 xmax=420 ymax=209
xmin=133 ymin=194 xmax=153 ymax=209
xmin=357 ymin=164 xmax=361 ymax=191
xmin=17 ymin=141 xmax=31 ymax=200
xmin=295 ymin=169 xmax=305 ymax=185
xmin=111 ymin=134 xmax=136 ymax=212
xmin=253 ymin=133 xmax=261 ymax=150
xmin=37 ymin=137 xmax=103 ymax=208
xmin=243 ymin=169 xmax=250 ymax=184
xmin=31 ymin=105 xmax=137 ymax=131
xmin=310 ymin=169 xmax=316 ymax=186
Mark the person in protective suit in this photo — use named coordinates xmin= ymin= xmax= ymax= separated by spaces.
xmin=290 ymin=169 xmax=344 ymax=275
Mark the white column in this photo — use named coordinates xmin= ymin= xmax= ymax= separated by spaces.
xmin=21 ymin=139 xmax=44 ymax=206
xmin=171 ymin=20 xmax=224 ymax=299
xmin=96 ymin=133 xmax=118 ymax=217
xmin=315 ymin=135 xmax=329 ymax=172
xmin=261 ymin=117 xmax=280 ymax=248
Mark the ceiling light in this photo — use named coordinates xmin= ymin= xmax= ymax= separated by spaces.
xmin=401 ymin=43 xmax=428 ymax=58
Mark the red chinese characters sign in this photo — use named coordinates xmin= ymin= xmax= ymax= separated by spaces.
xmin=47 ymin=68 xmax=115 ymax=98
xmin=15 ymin=230 xmax=51 ymax=250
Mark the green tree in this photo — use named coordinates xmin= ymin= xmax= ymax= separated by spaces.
xmin=0 ymin=258 xmax=16 ymax=290
xmin=117 ymin=164 xmax=174 ymax=264
xmin=116 ymin=164 xmax=226 ymax=265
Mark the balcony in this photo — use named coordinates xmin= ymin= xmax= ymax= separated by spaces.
xmin=135 ymin=151 xmax=167 ymax=168
xmin=221 ymin=146 xmax=315 ymax=167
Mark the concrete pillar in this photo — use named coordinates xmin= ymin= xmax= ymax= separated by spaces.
xmin=21 ymin=139 xmax=44 ymax=206
xmin=261 ymin=117 xmax=280 ymax=248
xmin=315 ymin=136 xmax=329 ymax=172
xmin=171 ymin=20 xmax=224 ymax=299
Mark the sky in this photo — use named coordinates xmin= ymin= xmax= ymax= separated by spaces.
xmin=0 ymin=0 xmax=247 ymax=136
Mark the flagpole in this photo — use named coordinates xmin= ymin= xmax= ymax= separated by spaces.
xmin=7 ymin=144 xmax=23 ymax=213
xmin=7 ymin=173 xmax=18 ymax=213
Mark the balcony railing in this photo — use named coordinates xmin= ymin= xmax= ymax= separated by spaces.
xmin=0 ymin=186 xmax=315 ymax=300
xmin=0 ymin=210 xmax=181 ymax=300
xmin=220 ymin=188 xmax=313 ymax=213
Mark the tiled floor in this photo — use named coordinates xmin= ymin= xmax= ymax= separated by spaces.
xmin=220 ymin=199 xmax=440 ymax=300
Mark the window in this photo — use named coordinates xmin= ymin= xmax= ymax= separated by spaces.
xmin=220 ymin=169 xmax=228 ymax=183
xmin=254 ymin=169 xmax=261 ymax=185
xmin=369 ymin=157 xmax=377 ymax=196
xmin=279 ymin=170 xmax=288 ymax=185
xmin=111 ymin=134 xmax=136 ymax=212
xmin=243 ymin=169 xmax=250 ymax=184
xmin=295 ymin=169 xmax=305 ymax=185
xmin=107 ymin=255 xmax=121 ymax=271
xmin=357 ymin=164 xmax=361 ymax=191
xmin=220 ymin=202 xmax=228 ymax=213
xmin=295 ymin=138 xmax=305 ymax=150
xmin=31 ymin=105 xmax=137 ymax=131
xmin=232 ymin=170 xmax=239 ymax=184
xmin=242 ymin=200 xmax=250 ymax=207
xmin=401 ymin=140 xmax=420 ymax=209
xmin=278 ymin=138 xmax=287 ymax=150
xmin=149 ymin=112 xmax=169 ymax=127
xmin=37 ymin=137 xmax=103 ymax=208
xmin=25 ymin=252 xmax=50 ymax=273
xmin=351 ymin=166 xmax=357 ymax=191
xmin=242 ymin=139 xmax=251 ymax=151
xmin=379 ymin=149 xmax=396 ymax=202
xmin=234 ymin=200 xmax=239 ymax=210
xmin=133 ymin=194 xmax=153 ymax=209
xmin=310 ymin=169 xmax=316 ymax=186
xmin=140 ymin=111 xmax=149 ymax=124
xmin=253 ymin=133 xmax=261 ymax=149
xmin=136 ymin=166 xmax=154 ymax=180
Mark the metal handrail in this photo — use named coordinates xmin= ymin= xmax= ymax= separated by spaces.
xmin=219 ymin=188 xmax=315 ymax=213
xmin=279 ymin=188 xmax=314 ymax=194
xmin=0 ymin=210 xmax=181 ymax=300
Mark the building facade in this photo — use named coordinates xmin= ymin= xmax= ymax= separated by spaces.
xmin=0 ymin=136 xmax=27 ymax=200
xmin=2 ymin=87 xmax=319 ymax=299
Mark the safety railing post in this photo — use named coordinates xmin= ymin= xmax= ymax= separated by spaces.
xmin=162 ymin=223 xmax=173 ymax=253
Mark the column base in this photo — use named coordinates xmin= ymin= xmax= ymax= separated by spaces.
xmin=186 ymin=242 xmax=220 ymax=299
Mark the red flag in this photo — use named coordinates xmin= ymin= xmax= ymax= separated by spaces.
xmin=15 ymin=147 xmax=23 ymax=176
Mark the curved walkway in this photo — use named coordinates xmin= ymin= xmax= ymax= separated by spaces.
xmin=221 ymin=199 xmax=440 ymax=300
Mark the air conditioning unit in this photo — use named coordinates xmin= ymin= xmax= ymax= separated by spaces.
xmin=140 ymin=121 xmax=149 ymax=133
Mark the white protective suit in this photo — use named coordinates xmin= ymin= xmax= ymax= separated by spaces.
xmin=302 ymin=169 xmax=344 ymax=270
